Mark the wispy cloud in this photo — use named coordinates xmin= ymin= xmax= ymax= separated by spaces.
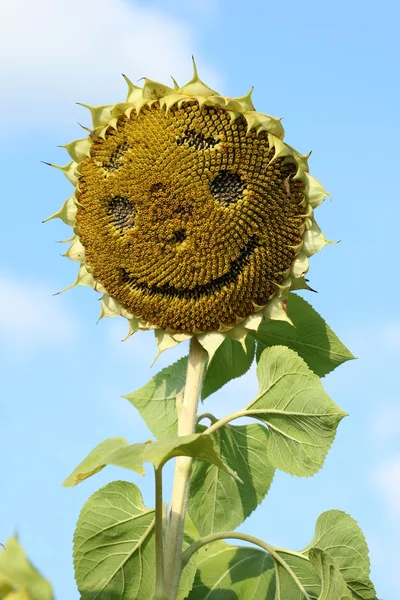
xmin=372 ymin=456 xmax=400 ymax=519
xmin=0 ymin=273 xmax=78 ymax=354
xmin=379 ymin=322 xmax=400 ymax=352
xmin=158 ymin=0 xmax=220 ymax=17
xmin=0 ymin=0 xmax=220 ymax=131
xmin=369 ymin=402 xmax=400 ymax=444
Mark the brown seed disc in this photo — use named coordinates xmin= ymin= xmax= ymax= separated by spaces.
xmin=77 ymin=102 xmax=306 ymax=333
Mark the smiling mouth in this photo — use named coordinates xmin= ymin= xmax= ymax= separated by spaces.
xmin=121 ymin=235 xmax=260 ymax=300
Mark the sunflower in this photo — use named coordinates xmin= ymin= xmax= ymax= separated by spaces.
xmin=46 ymin=59 xmax=330 ymax=358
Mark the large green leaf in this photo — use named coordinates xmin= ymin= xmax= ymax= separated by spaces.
xmin=185 ymin=507 xmax=377 ymax=599
xmin=309 ymin=549 xmax=351 ymax=599
xmin=0 ymin=538 xmax=53 ymax=600
xmin=305 ymin=511 xmax=377 ymax=599
xmin=189 ymin=423 xmax=274 ymax=535
xmin=273 ymin=549 xmax=351 ymax=599
xmin=63 ymin=434 xmax=238 ymax=487
xmin=248 ymin=346 xmax=346 ymax=476
xmin=274 ymin=510 xmax=378 ymax=600
xmin=252 ymin=294 xmax=355 ymax=377
xmin=202 ymin=337 xmax=255 ymax=400
xmin=186 ymin=541 xmax=318 ymax=600
xmin=273 ymin=551 xmax=319 ymax=599
xmin=73 ymin=480 xmax=156 ymax=599
xmin=187 ymin=541 xmax=276 ymax=599
xmin=123 ymin=357 xmax=188 ymax=439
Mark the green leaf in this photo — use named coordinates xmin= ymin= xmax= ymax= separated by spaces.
xmin=187 ymin=541 xmax=276 ymax=599
xmin=185 ymin=506 xmax=377 ymax=600
xmin=73 ymin=480 xmax=156 ymax=599
xmin=189 ymin=423 xmax=274 ymax=535
xmin=123 ymin=357 xmax=188 ymax=439
xmin=4 ymin=591 xmax=32 ymax=600
xmin=202 ymin=337 xmax=255 ymax=400
xmin=253 ymin=293 xmax=355 ymax=377
xmin=0 ymin=571 xmax=13 ymax=596
xmin=63 ymin=434 xmax=238 ymax=487
xmin=185 ymin=541 xmax=318 ymax=600
xmin=273 ymin=551 xmax=319 ymax=599
xmin=63 ymin=437 xmax=144 ymax=485
xmin=144 ymin=434 xmax=238 ymax=477
xmin=274 ymin=509 xmax=378 ymax=599
xmin=62 ymin=437 xmax=131 ymax=486
xmin=0 ymin=538 xmax=53 ymax=600
xmin=250 ymin=346 xmax=346 ymax=476
xmin=185 ymin=510 xmax=377 ymax=599
xmin=305 ymin=510 xmax=377 ymax=599
xmin=309 ymin=549 xmax=351 ymax=599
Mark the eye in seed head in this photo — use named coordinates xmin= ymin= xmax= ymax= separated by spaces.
xmin=210 ymin=170 xmax=246 ymax=207
xmin=172 ymin=229 xmax=186 ymax=243
xmin=108 ymin=196 xmax=136 ymax=232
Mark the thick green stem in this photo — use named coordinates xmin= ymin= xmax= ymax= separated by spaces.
xmin=154 ymin=467 xmax=168 ymax=600
xmin=164 ymin=337 xmax=207 ymax=600
xmin=181 ymin=531 xmax=311 ymax=600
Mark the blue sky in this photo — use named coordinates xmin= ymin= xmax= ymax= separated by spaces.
xmin=1 ymin=0 xmax=399 ymax=598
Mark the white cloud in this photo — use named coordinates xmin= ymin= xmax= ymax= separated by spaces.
xmin=372 ymin=456 xmax=400 ymax=519
xmin=0 ymin=0 xmax=220 ymax=132
xmin=0 ymin=273 xmax=78 ymax=353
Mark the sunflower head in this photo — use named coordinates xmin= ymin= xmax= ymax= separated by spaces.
xmin=46 ymin=59 xmax=331 ymax=358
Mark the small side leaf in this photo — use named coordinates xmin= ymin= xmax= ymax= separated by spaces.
xmin=202 ymin=336 xmax=255 ymax=400
xmin=189 ymin=423 xmax=274 ymax=535
xmin=144 ymin=434 xmax=239 ymax=478
xmin=0 ymin=538 xmax=53 ymax=600
xmin=63 ymin=434 xmax=238 ymax=487
xmin=253 ymin=293 xmax=355 ymax=377
xmin=250 ymin=346 xmax=346 ymax=476
xmin=74 ymin=481 xmax=155 ymax=599
xmin=123 ymin=357 xmax=188 ymax=439
xmin=62 ymin=437 xmax=131 ymax=486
